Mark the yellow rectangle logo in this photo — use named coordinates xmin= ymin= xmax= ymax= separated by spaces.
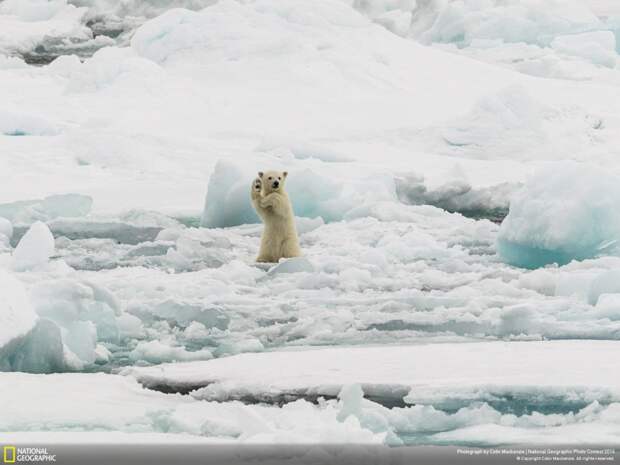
xmin=3 ymin=446 xmax=15 ymax=464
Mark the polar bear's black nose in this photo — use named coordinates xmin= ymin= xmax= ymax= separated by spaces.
xmin=272 ymin=180 xmax=279 ymax=188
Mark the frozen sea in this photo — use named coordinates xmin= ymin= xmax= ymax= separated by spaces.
xmin=1 ymin=0 xmax=620 ymax=450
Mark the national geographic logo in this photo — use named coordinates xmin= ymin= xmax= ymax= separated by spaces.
xmin=3 ymin=447 xmax=15 ymax=464
xmin=2 ymin=447 xmax=56 ymax=463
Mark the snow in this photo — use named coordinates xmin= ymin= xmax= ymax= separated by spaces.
xmin=11 ymin=221 xmax=55 ymax=271
xmin=425 ymin=85 xmax=609 ymax=162
xmin=27 ymin=278 xmax=124 ymax=368
xmin=0 ymin=268 xmax=67 ymax=374
xmin=129 ymin=340 xmax=213 ymax=364
xmin=0 ymin=110 xmax=60 ymax=136
xmin=3 ymin=201 xmax=615 ymax=375
xmin=1 ymin=0 xmax=617 ymax=216
xmin=267 ymin=257 xmax=315 ymax=275
xmin=0 ymin=372 xmax=383 ymax=444
xmin=0 ymin=193 xmax=92 ymax=225
xmin=124 ymin=341 xmax=620 ymax=404
xmin=2 ymin=0 xmax=620 ymax=449
xmin=551 ymin=31 xmax=617 ymax=68
xmin=422 ymin=0 xmax=600 ymax=47
xmin=352 ymin=0 xmax=606 ymax=46
xmin=497 ymin=163 xmax=620 ymax=268
xmin=0 ymin=269 xmax=37 ymax=353
xmin=352 ymin=0 xmax=620 ymax=82
xmin=0 ymin=0 xmax=91 ymax=55
xmin=4 ymin=342 xmax=620 ymax=445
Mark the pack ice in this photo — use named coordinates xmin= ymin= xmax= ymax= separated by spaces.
xmin=1 ymin=0 xmax=620 ymax=449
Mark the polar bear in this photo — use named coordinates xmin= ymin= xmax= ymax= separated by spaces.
xmin=251 ymin=170 xmax=301 ymax=263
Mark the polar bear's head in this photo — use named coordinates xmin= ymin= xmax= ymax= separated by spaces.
xmin=258 ymin=170 xmax=288 ymax=193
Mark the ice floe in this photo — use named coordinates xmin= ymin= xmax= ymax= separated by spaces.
xmin=497 ymin=162 xmax=620 ymax=268
xmin=125 ymin=341 xmax=620 ymax=407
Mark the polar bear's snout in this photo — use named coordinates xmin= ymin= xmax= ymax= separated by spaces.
xmin=272 ymin=180 xmax=280 ymax=189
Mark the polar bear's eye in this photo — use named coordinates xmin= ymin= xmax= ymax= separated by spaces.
xmin=278 ymin=177 xmax=281 ymax=180
xmin=268 ymin=177 xmax=272 ymax=180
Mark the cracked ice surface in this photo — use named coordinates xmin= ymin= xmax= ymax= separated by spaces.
xmin=3 ymin=349 xmax=620 ymax=446
xmin=4 ymin=203 xmax=620 ymax=375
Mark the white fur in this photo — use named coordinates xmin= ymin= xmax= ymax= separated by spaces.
xmin=251 ymin=171 xmax=301 ymax=263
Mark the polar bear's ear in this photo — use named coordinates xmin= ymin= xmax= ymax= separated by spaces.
xmin=283 ymin=171 xmax=288 ymax=178
xmin=258 ymin=172 xmax=264 ymax=178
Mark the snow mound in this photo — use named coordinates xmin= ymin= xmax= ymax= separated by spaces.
xmin=497 ymin=163 xmax=620 ymax=268
xmin=131 ymin=0 xmax=368 ymax=64
xmin=0 ymin=193 xmax=92 ymax=225
xmin=201 ymin=160 xmax=395 ymax=227
xmin=551 ymin=31 xmax=617 ymax=68
xmin=11 ymin=221 xmax=55 ymax=271
xmin=0 ymin=0 xmax=91 ymax=54
xmin=63 ymin=46 xmax=163 ymax=93
xmin=440 ymin=86 xmax=545 ymax=158
xmin=428 ymin=85 xmax=604 ymax=161
xmin=123 ymin=0 xmax=516 ymax=143
xmin=355 ymin=0 xmax=602 ymax=47
xmin=0 ymin=110 xmax=60 ymax=136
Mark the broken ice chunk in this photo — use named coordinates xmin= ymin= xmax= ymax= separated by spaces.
xmin=11 ymin=221 xmax=55 ymax=271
